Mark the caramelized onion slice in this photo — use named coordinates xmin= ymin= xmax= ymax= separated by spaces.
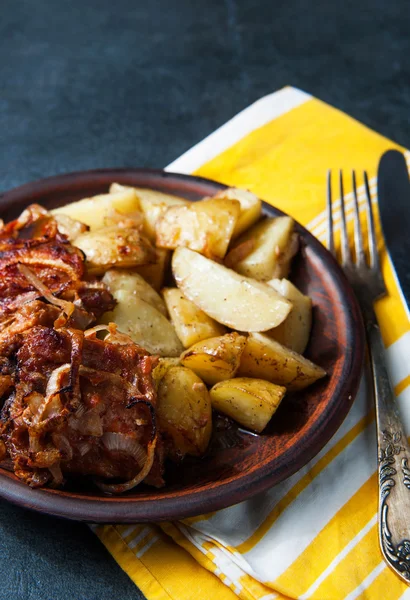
xmin=94 ymin=436 xmax=156 ymax=494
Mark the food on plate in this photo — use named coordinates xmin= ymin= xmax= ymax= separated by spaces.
xmin=213 ymin=188 xmax=261 ymax=238
xmin=134 ymin=248 xmax=170 ymax=291
xmin=157 ymin=366 xmax=212 ymax=458
xmin=109 ymin=183 xmax=189 ymax=241
xmin=210 ymin=378 xmax=286 ymax=433
xmin=238 ymin=332 xmax=326 ymax=390
xmin=162 ymin=287 xmax=226 ymax=348
xmin=101 ymin=290 xmax=184 ymax=357
xmin=266 ymin=278 xmax=312 ymax=354
xmin=73 ymin=226 xmax=156 ymax=275
xmin=0 ymin=182 xmax=327 ymax=494
xmin=228 ymin=216 xmax=298 ymax=280
xmin=52 ymin=188 xmax=141 ymax=230
xmin=172 ymin=247 xmax=292 ymax=332
xmin=180 ymin=333 xmax=246 ymax=385
xmin=156 ymin=197 xmax=240 ymax=259
xmin=102 ymin=269 xmax=167 ymax=316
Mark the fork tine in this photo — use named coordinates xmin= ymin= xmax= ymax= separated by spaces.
xmin=326 ymin=170 xmax=335 ymax=255
xmin=352 ymin=171 xmax=366 ymax=267
xmin=364 ymin=171 xmax=379 ymax=269
xmin=339 ymin=170 xmax=352 ymax=266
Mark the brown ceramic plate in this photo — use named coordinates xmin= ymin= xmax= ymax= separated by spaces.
xmin=0 ymin=169 xmax=365 ymax=522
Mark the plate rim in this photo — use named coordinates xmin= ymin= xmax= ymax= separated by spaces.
xmin=0 ymin=167 xmax=365 ymax=522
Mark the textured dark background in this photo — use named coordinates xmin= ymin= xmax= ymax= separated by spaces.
xmin=1 ymin=0 xmax=410 ymax=598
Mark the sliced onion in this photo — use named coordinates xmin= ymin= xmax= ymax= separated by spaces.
xmin=52 ymin=434 xmax=73 ymax=461
xmin=102 ymin=432 xmax=147 ymax=466
xmin=77 ymin=441 xmax=92 ymax=457
xmin=31 ymin=364 xmax=70 ymax=425
xmin=84 ymin=324 xmax=110 ymax=338
xmin=94 ymin=437 xmax=156 ymax=494
xmin=69 ymin=409 xmax=103 ymax=436
xmin=18 ymin=263 xmax=76 ymax=315
xmin=48 ymin=464 xmax=64 ymax=486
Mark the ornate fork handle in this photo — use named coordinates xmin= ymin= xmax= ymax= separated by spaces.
xmin=365 ymin=304 xmax=410 ymax=581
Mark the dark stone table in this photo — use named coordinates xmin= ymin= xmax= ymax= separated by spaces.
xmin=1 ymin=1 xmax=409 ymax=598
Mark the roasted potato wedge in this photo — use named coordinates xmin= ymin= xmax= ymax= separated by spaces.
xmin=52 ymin=188 xmax=141 ymax=230
xmin=152 ymin=357 xmax=181 ymax=386
xmin=232 ymin=216 xmax=298 ymax=281
xmin=102 ymin=269 xmax=167 ymax=316
xmin=214 ymin=188 xmax=261 ymax=238
xmin=102 ymin=290 xmax=183 ymax=357
xmin=172 ymin=247 xmax=292 ymax=332
xmin=210 ymin=377 xmax=286 ymax=433
xmin=157 ymin=366 xmax=212 ymax=457
xmin=266 ymin=278 xmax=312 ymax=354
xmin=134 ymin=248 xmax=170 ymax=291
xmin=156 ymin=197 xmax=240 ymax=259
xmin=238 ymin=332 xmax=326 ymax=391
xmin=54 ymin=214 xmax=88 ymax=241
xmin=74 ymin=226 xmax=156 ymax=275
xmin=162 ymin=288 xmax=226 ymax=348
xmin=109 ymin=184 xmax=190 ymax=241
xmin=180 ymin=332 xmax=246 ymax=385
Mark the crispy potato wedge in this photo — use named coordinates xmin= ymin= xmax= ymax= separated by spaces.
xmin=210 ymin=377 xmax=286 ymax=433
xmin=266 ymin=278 xmax=312 ymax=354
xmin=162 ymin=288 xmax=226 ymax=348
xmin=180 ymin=332 xmax=246 ymax=385
xmin=214 ymin=188 xmax=261 ymax=238
xmin=157 ymin=366 xmax=212 ymax=457
xmin=109 ymin=184 xmax=190 ymax=241
xmin=102 ymin=290 xmax=184 ymax=357
xmin=52 ymin=189 xmax=141 ymax=230
xmin=74 ymin=226 xmax=156 ymax=275
xmin=172 ymin=247 xmax=292 ymax=331
xmin=152 ymin=357 xmax=181 ymax=386
xmin=156 ymin=197 xmax=240 ymax=259
xmin=134 ymin=248 xmax=170 ymax=291
xmin=238 ymin=332 xmax=326 ymax=391
xmin=54 ymin=214 xmax=88 ymax=241
xmin=232 ymin=216 xmax=298 ymax=281
xmin=102 ymin=269 xmax=167 ymax=316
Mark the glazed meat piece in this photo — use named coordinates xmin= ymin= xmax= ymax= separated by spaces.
xmin=0 ymin=326 xmax=161 ymax=491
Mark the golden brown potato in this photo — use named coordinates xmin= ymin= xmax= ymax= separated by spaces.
xmin=162 ymin=288 xmax=226 ymax=348
xmin=134 ymin=248 xmax=170 ymax=291
xmin=54 ymin=214 xmax=89 ymax=241
xmin=172 ymin=247 xmax=292 ymax=332
xmin=102 ymin=269 xmax=167 ymax=316
xmin=74 ymin=226 xmax=156 ymax=275
xmin=102 ymin=290 xmax=184 ymax=357
xmin=266 ymin=279 xmax=312 ymax=354
xmin=232 ymin=216 xmax=298 ymax=281
xmin=157 ymin=366 xmax=212 ymax=457
xmin=52 ymin=188 xmax=141 ymax=230
xmin=238 ymin=332 xmax=326 ymax=391
xmin=156 ymin=197 xmax=240 ymax=259
xmin=152 ymin=357 xmax=181 ymax=386
xmin=210 ymin=377 xmax=286 ymax=433
xmin=214 ymin=188 xmax=261 ymax=238
xmin=109 ymin=184 xmax=190 ymax=241
xmin=180 ymin=332 xmax=246 ymax=385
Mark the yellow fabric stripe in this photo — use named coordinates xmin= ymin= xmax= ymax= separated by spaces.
xmin=96 ymin=524 xmax=237 ymax=600
xmin=355 ymin=565 xmax=408 ymax=600
xmin=235 ymin=411 xmax=373 ymax=554
xmin=94 ymin=525 xmax=172 ymax=600
xmin=309 ymin=523 xmax=379 ymax=599
xmin=271 ymin=472 xmax=376 ymax=596
xmin=395 ymin=374 xmax=410 ymax=397
xmin=195 ymin=97 xmax=409 ymax=348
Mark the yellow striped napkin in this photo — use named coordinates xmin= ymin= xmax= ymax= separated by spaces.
xmin=92 ymin=87 xmax=410 ymax=600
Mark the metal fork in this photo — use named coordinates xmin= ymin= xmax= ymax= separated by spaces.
xmin=327 ymin=170 xmax=410 ymax=584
